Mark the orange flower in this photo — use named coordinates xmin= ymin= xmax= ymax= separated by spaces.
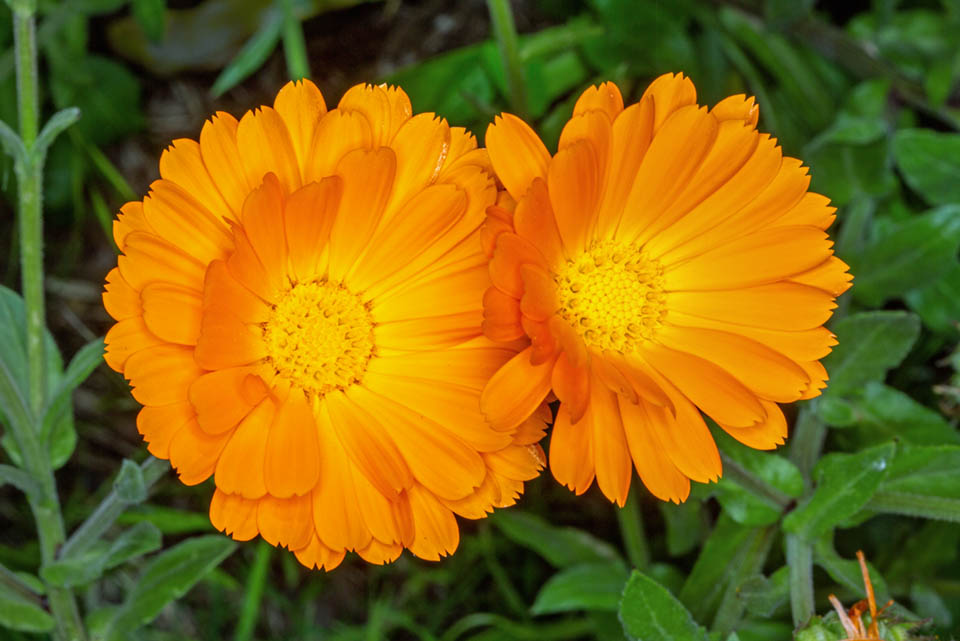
xmin=102 ymin=80 xmax=547 ymax=569
xmin=479 ymin=73 xmax=851 ymax=505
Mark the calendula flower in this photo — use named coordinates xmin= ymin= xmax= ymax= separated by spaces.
xmin=103 ymin=80 xmax=547 ymax=569
xmin=479 ymin=73 xmax=851 ymax=505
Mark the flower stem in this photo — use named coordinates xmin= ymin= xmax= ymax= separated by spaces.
xmin=11 ymin=5 xmax=86 ymax=640
xmin=616 ymin=489 xmax=650 ymax=569
xmin=60 ymin=456 xmax=169 ymax=559
xmin=720 ymin=452 xmax=793 ymax=509
xmin=485 ymin=0 xmax=528 ymax=118
xmin=786 ymin=533 xmax=815 ymax=627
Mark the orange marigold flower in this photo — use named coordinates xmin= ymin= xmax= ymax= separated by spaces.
xmin=479 ymin=73 xmax=852 ymax=506
xmin=102 ymin=80 xmax=547 ymax=569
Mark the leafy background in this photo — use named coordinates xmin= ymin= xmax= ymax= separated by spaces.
xmin=1 ymin=0 xmax=959 ymax=639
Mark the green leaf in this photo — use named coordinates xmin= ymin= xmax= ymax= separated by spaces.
xmin=116 ymin=504 xmax=216 ymax=535
xmin=493 ymin=511 xmax=621 ymax=568
xmin=211 ymin=9 xmax=283 ymax=97
xmin=0 ymin=463 xmax=40 ymax=496
xmin=823 ymin=382 xmax=960 ymax=445
xmin=880 ymin=445 xmax=960 ymax=499
xmin=132 ymin=0 xmax=166 ymax=42
xmin=820 ymin=311 xmax=921 ymax=396
xmin=905 ymin=261 xmax=960 ymax=335
xmin=41 ymin=337 xmax=104 ymax=468
xmin=33 ymin=107 xmax=81 ymax=162
xmin=49 ymin=55 xmax=143 ymax=146
xmin=658 ymin=500 xmax=703 ymax=557
xmin=852 ymin=206 xmax=960 ymax=306
xmin=114 ymin=459 xmax=147 ymax=504
xmin=101 ymin=522 xmax=163 ymax=570
xmin=893 ymin=128 xmax=960 ymax=205
xmin=0 ymin=586 xmax=54 ymax=633
xmin=620 ymin=571 xmax=708 ymax=641
xmin=42 ymin=522 xmax=163 ymax=588
xmin=737 ymin=568 xmax=789 ymax=618
xmin=813 ymin=539 xmax=890 ymax=602
xmin=531 ymin=561 xmax=628 ymax=615
xmin=713 ymin=430 xmax=803 ymax=526
xmin=783 ymin=442 xmax=896 ymax=540
xmin=104 ymin=536 xmax=237 ymax=641
xmin=281 ymin=0 xmax=310 ymax=81
xmin=679 ymin=514 xmax=754 ymax=621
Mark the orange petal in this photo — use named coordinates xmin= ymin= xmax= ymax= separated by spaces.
xmin=574 ymin=82 xmax=624 ymax=120
xmin=482 ymin=286 xmax=524 ymax=342
xmin=640 ymin=72 xmax=697 ymax=132
xmin=103 ymin=267 xmax=140 ymax=321
xmin=588 ymin=374 xmax=632 ymax=506
xmin=215 ymin=397 xmax=275 ymax=499
xmin=663 ymin=226 xmax=832 ymax=291
xmin=137 ymin=401 xmax=193 ymax=459
xmin=327 ymin=147 xmax=396 ymax=280
xmin=668 ymin=311 xmax=837 ymax=362
xmin=198 ymin=111 xmax=252 ymax=216
xmin=522 ymin=316 xmax=558 ymax=365
xmin=550 ymin=403 xmax=596 ymax=494
xmin=294 ymin=534 xmax=346 ymax=570
xmin=357 ymin=539 xmax=403 ymax=565
xmin=350 ymin=465 xmax=404 ymax=545
xmin=103 ymin=316 xmax=163 ymax=373
xmin=519 ymin=263 xmax=559 ymax=322
xmin=350 ymin=183 xmax=467 ymax=291
xmin=718 ymin=400 xmax=788 ymax=450
xmin=202 ymin=259 xmax=270 ymax=324
xmin=264 ymin=392 xmax=320 ymax=498
xmin=548 ymin=139 xmax=601 ymax=255
xmin=125 ymin=344 xmax=202 ymax=406
xmin=226 ymin=227 xmax=280 ymax=304
xmin=373 ymin=259 xmax=489 ymax=324
xmin=790 ymin=256 xmax=853 ymax=297
xmin=652 ymin=135 xmax=782 ymax=262
xmin=374 ymin=310 xmax=482 ymax=351
xmin=237 ymin=106 xmax=302 ymax=194
xmin=352 ymin=387 xmax=485 ymax=501
xmin=665 ymin=283 xmax=837 ymax=331
xmin=362 ymin=372 xmax=512 ymax=452
xmin=596 ymin=99 xmax=655 ymax=239
xmin=657 ymin=325 xmax=809 ymax=403
xmin=142 ymin=179 xmax=233 ymax=265
xmin=480 ymin=346 xmax=556 ymax=431
xmin=711 ymin=94 xmax=759 ymax=126
xmin=168 ymin=417 xmax=230 ymax=486
xmin=239 ymin=174 xmax=288 ymax=288
xmin=617 ymin=105 xmax=719 ymax=242
xmin=383 ymin=112 xmax=450 ymax=222
xmin=490 ymin=232 xmax=548 ymax=299
xmin=257 ymin=493 xmax=313 ymax=550
xmin=324 ymin=391 xmax=412 ymax=497
xmin=284 ymin=177 xmax=342 ymax=282
xmin=642 ymin=342 xmax=765 ymax=428
xmin=551 ymin=351 xmax=590 ymax=424
xmin=486 ymin=113 xmax=550 ymax=201
xmin=189 ymin=366 xmax=263 ymax=435
xmin=159 ymin=138 xmax=235 ymax=224
xmin=119 ymin=232 xmax=206 ymax=293
xmin=514 ymin=177 xmax=565 ymax=268
xmin=273 ymin=79 xmax=327 ymax=172
xmin=312 ymin=402 xmax=373 ymax=551
xmin=339 ymin=83 xmax=411 ymax=147
xmin=113 ymin=202 xmax=153 ymax=251
xmin=407 ymin=485 xmax=459 ymax=561
xmin=194 ymin=305 xmax=267 ymax=370
xmin=617 ymin=397 xmax=690 ymax=503
xmin=141 ymin=282 xmax=203 ymax=345
xmin=301 ymin=109 xmax=373 ymax=184
xmin=210 ymin=489 xmax=260 ymax=541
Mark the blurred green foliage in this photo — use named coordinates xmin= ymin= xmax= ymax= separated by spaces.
xmin=1 ymin=0 xmax=960 ymax=639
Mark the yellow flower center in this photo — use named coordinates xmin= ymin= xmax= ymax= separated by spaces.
xmin=261 ymin=281 xmax=375 ymax=397
xmin=555 ymin=241 xmax=666 ymax=353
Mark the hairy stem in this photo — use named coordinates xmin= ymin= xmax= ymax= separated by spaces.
xmin=486 ymin=0 xmax=528 ymax=118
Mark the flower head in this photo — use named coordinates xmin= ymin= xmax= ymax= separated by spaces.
xmin=103 ymin=80 xmax=546 ymax=569
xmin=479 ymin=73 xmax=851 ymax=505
